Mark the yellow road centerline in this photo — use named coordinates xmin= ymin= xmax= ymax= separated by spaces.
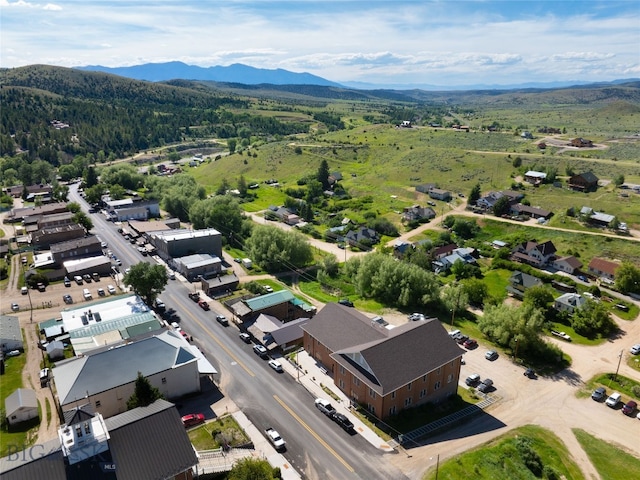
xmin=273 ymin=394 xmax=354 ymax=473
xmin=168 ymin=293 xmax=255 ymax=377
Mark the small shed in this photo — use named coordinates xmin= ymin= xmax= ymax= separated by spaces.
xmin=46 ymin=340 xmax=65 ymax=360
xmin=0 ymin=315 xmax=23 ymax=352
xmin=5 ymin=388 xmax=38 ymax=425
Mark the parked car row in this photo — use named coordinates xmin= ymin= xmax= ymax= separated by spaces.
xmin=593 ymin=387 xmax=639 ymax=419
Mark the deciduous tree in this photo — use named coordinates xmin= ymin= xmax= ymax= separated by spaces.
xmin=124 ymin=263 xmax=168 ymax=306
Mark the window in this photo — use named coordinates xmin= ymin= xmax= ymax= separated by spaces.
xmin=423 ymin=375 xmax=427 ymax=382
xmin=407 ymin=382 xmax=412 ymax=391
xmin=436 ymin=367 xmax=441 ymax=374
xmin=369 ymin=388 xmax=376 ymax=398
xmin=84 ymin=422 xmax=91 ymax=435
xmin=340 ymin=366 xmax=345 ymax=375
xmin=447 ymin=374 xmax=453 ymax=383
xmin=404 ymin=397 xmax=412 ymax=407
xmin=76 ymin=426 xmax=83 ymax=438
xmin=434 ymin=381 xmax=441 ymax=390
xmin=419 ymin=389 xmax=426 ymax=399
xmin=389 ymin=406 xmax=396 ymax=416
xmin=354 ymin=376 xmax=360 ymax=386
xmin=391 ymin=391 xmax=396 ymax=399
xmin=161 ymin=377 xmax=167 ymax=384
xmin=95 ymin=400 xmax=101 ymax=408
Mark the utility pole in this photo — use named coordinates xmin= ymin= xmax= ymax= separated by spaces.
xmin=613 ymin=349 xmax=623 ymax=382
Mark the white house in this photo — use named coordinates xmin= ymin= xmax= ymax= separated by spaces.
xmin=554 ymin=293 xmax=586 ymax=314
xmin=5 ymin=388 xmax=38 ymax=426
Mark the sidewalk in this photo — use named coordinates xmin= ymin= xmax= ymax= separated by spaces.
xmin=231 ymin=410 xmax=301 ymax=480
xmin=279 ymin=350 xmax=395 ymax=453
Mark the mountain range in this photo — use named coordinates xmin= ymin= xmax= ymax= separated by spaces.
xmin=77 ymin=62 xmax=342 ymax=87
xmin=76 ymin=61 xmax=639 ymax=91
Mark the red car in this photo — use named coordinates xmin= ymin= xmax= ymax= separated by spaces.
xmin=622 ymin=400 xmax=637 ymax=416
xmin=198 ymin=299 xmax=210 ymax=311
xmin=463 ymin=338 xmax=478 ymax=349
xmin=181 ymin=413 xmax=205 ymax=428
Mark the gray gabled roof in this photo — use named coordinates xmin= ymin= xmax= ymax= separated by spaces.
xmin=302 ymin=303 xmax=386 ymax=353
xmin=105 ymin=399 xmax=197 ymax=480
xmin=331 ymin=319 xmax=464 ymax=396
xmin=0 ymin=315 xmax=21 ymax=343
xmin=5 ymin=388 xmax=38 ymax=416
xmin=54 ymin=332 xmax=197 ymax=406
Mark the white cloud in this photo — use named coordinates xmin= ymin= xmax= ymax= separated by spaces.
xmin=43 ymin=3 xmax=62 ymax=10
xmin=551 ymin=52 xmax=616 ymax=62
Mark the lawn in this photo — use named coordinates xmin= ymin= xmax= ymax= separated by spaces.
xmin=423 ymin=424 xmax=584 ymax=480
xmin=187 ymin=415 xmax=250 ymax=450
xmin=481 ymin=268 xmax=511 ymax=300
xmin=573 ymin=428 xmax=640 ymax=480
xmin=0 ymin=345 xmax=39 ymax=458
xmin=580 ymin=373 xmax=640 ymax=402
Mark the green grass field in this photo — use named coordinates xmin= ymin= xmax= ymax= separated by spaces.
xmin=423 ymin=425 xmax=584 ymax=480
xmin=573 ymin=429 xmax=640 ymax=480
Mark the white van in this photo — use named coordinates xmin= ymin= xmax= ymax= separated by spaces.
xmin=83 ymin=288 xmax=92 ymax=300
xmin=605 ymin=392 xmax=621 ymax=408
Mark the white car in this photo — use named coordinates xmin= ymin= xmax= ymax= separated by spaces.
xmin=268 ymin=359 xmax=283 ymax=372
xmin=107 ymin=284 xmax=117 ymax=295
xmin=6 ymin=350 xmax=21 ymax=357
xmin=253 ymin=344 xmax=268 ymax=358
xmin=605 ymin=392 xmax=621 ymax=408
xmin=631 ymin=344 xmax=640 ymax=355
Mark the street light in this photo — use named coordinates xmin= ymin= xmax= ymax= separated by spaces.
xmin=514 ymin=338 xmax=519 ymax=361
xmin=430 ymin=454 xmax=440 ymax=480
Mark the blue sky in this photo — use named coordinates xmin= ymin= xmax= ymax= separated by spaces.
xmin=1 ymin=0 xmax=639 ymax=87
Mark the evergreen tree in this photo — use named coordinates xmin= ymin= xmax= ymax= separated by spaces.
xmin=317 ymin=160 xmax=331 ymax=190
xmin=127 ymin=372 xmax=163 ymax=409
xmin=468 ymin=183 xmax=481 ymax=205
xmin=85 ymin=166 xmax=98 ymax=187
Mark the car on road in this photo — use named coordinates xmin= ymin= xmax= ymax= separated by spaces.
xmin=170 ymin=322 xmax=180 ymax=330
xmin=631 ymin=344 xmax=640 ymax=355
xmin=463 ymin=338 xmax=478 ymax=349
xmin=523 ymin=368 xmax=535 ymax=378
xmin=114 ymin=258 xmax=122 ymax=266
xmin=168 ymin=271 xmax=176 ymax=280
xmin=465 ymin=373 xmax=481 ymax=386
xmin=268 ymin=359 xmax=283 ymax=372
xmin=253 ymin=344 xmax=268 ymax=358
xmin=239 ymin=333 xmax=251 ymax=343
xmin=216 ymin=314 xmax=229 ymax=326
xmin=37 ymin=283 xmax=46 ymax=292
xmin=11 ymin=303 xmax=19 ymax=311
xmin=124 ymin=267 xmax=131 ymax=275
xmin=265 ymin=427 xmax=286 ymax=451
xmin=97 ymin=288 xmax=106 ymax=296
xmin=63 ymin=294 xmax=73 ymax=304
xmin=577 ymin=275 xmax=588 ymax=282
xmin=477 ymin=378 xmax=493 ymax=393
xmin=181 ymin=413 xmax=205 ymax=428
xmin=338 ymin=299 xmax=354 ymax=307
xmin=107 ymin=284 xmax=117 ymax=295
xmin=315 ymin=398 xmax=337 ymax=417
xmin=622 ymin=400 xmax=637 ymax=416
xmin=333 ymin=413 xmax=354 ymax=432
xmin=455 ymin=334 xmax=469 ymax=345
xmin=591 ymin=387 xmax=607 ymax=401
xmin=198 ymin=299 xmax=210 ymax=311
xmin=605 ymin=392 xmax=622 ymax=408
xmin=21 ymin=286 xmax=28 ymax=295
xmin=154 ymin=298 xmax=166 ymax=311
xmin=6 ymin=350 xmax=21 ymax=357
xmin=408 ymin=312 xmax=426 ymax=321
xmin=485 ymin=350 xmax=498 ymax=361
xmin=64 ymin=277 xmax=71 ymax=287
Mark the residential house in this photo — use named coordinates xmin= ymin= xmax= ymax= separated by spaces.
xmin=0 ymin=315 xmax=23 ymax=353
xmin=509 ymin=204 xmax=552 ymax=220
xmin=524 ymin=171 xmax=547 ymax=185
xmin=428 ymin=188 xmax=452 ymax=201
xmin=506 ymin=271 xmax=543 ymax=299
xmin=570 ymin=138 xmax=593 ymax=148
xmin=149 ymin=228 xmax=222 ymax=262
xmin=267 ymin=206 xmax=302 ymax=225
xmin=432 ymin=247 xmax=477 ymax=273
xmin=345 ymin=227 xmax=379 ymax=249
xmin=415 ymin=183 xmax=437 ymax=194
xmin=0 ymin=399 xmax=198 ymax=480
xmin=4 ymin=183 xmax=52 ymax=199
xmin=511 ymin=240 xmax=557 ymax=266
xmin=553 ymin=256 xmax=583 ymax=274
xmin=432 ymin=243 xmax=457 ymax=259
xmin=7 ymin=202 xmax=68 ymax=223
xmin=53 ymin=330 xmax=206 ymax=418
xmin=587 ymin=258 xmax=620 ymax=282
xmin=302 ymin=303 xmax=464 ymax=419
xmin=246 ymin=314 xmax=310 ymax=352
xmin=227 ymin=289 xmax=315 ymax=323
xmin=476 ymin=190 xmax=523 ymax=210
xmin=554 ymin=293 xmax=587 ymax=314
xmin=401 ymin=205 xmax=436 ymax=222
xmin=392 ymin=240 xmax=413 ymax=258
xmin=50 ymin=235 xmax=102 ymax=265
xmin=521 ymin=131 xmax=533 ymax=139
xmin=4 ymin=388 xmax=38 ymax=426
xmin=568 ymin=172 xmax=599 ymax=192
xmin=588 ymin=211 xmax=616 ymax=228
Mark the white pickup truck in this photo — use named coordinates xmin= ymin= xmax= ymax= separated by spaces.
xmin=265 ymin=427 xmax=286 ymax=451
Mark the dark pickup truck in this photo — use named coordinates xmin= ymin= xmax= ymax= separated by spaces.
xmin=188 ymin=292 xmax=200 ymax=302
